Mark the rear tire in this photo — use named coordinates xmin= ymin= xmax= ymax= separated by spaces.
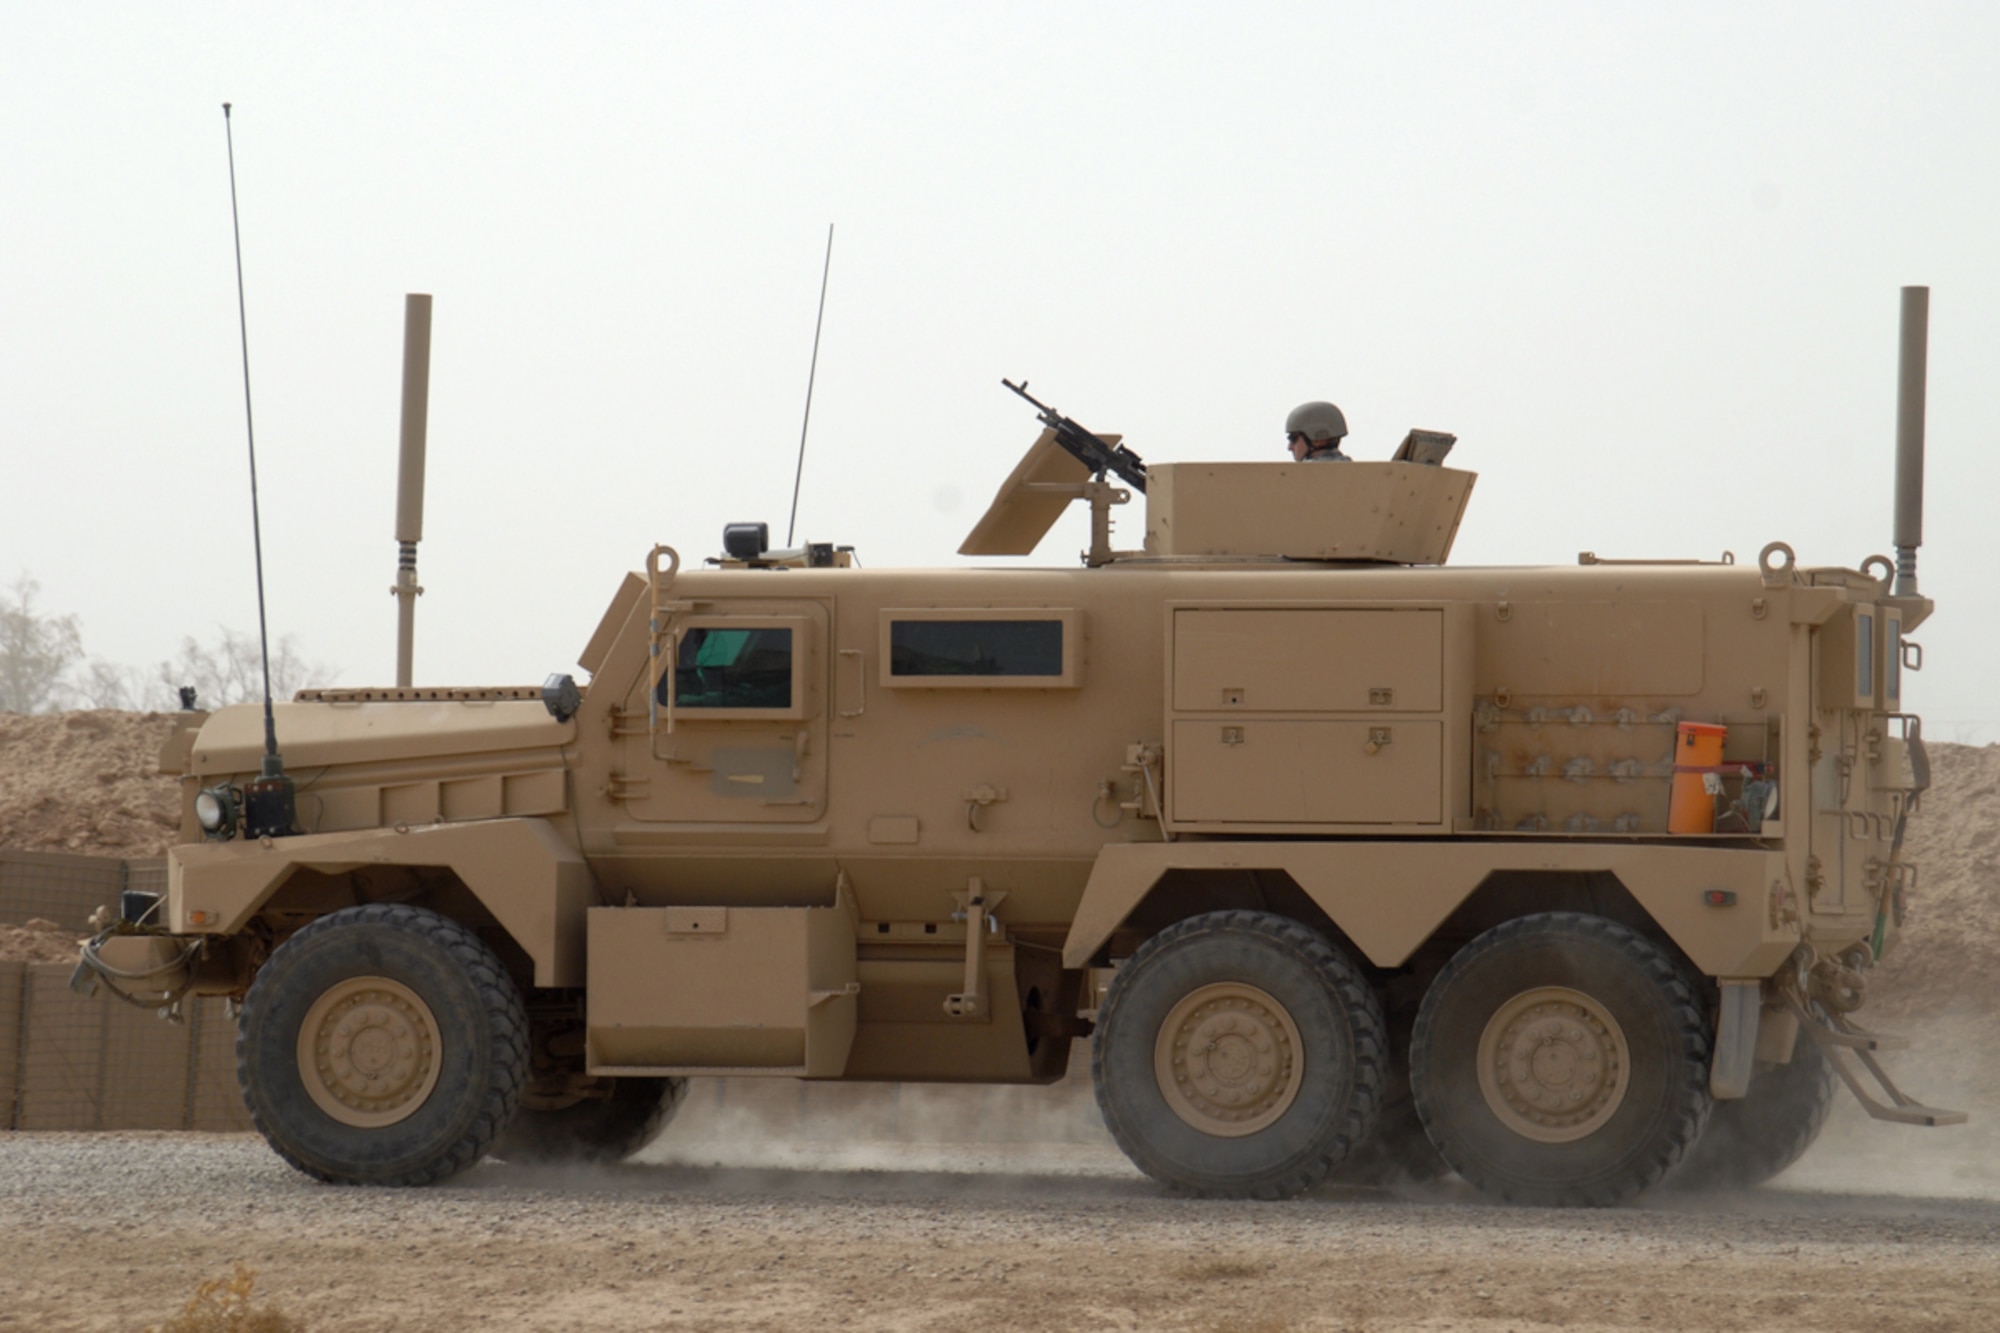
xmin=238 ymin=904 xmax=527 ymax=1186
xmin=1672 ymin=1037 xmax=1835 ymax=1188
xmin=494 ymin=1077 xmax=688 ymax=1165
xmin=1409 ymin=913 xmax=1711 ymax=1207
xmin=1092 ymin=911 xmax=1385 ymax=1199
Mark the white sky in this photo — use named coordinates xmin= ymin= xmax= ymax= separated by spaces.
xmin=4 ymin=3 xmax=1998 ymax=740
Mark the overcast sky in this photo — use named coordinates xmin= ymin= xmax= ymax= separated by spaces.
xmin=4 ymin=3 xmax=1997 ymax=740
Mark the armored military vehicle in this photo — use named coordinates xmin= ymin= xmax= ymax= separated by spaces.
xmin=80 ymin=295 xmax=1958 ymax=1206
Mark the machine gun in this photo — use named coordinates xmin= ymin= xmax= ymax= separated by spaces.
xmin=1002 ymin=378 xmax=1148 ymax=494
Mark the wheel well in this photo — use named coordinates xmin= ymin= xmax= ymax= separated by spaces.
xmin=1410 ymin=869 xmax=1698 ymax=983
xmin=1105 ymin=865 xmax=1700 ymax=1005
xmin=253 ymin=865 xmax=534 ymax=989
xmin=1107 ymin=867 xmax=1367 ymax=973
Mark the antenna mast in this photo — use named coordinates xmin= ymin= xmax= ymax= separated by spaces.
xmin=785 ymin=223 xmax=834 ymax=548
xmin=393 ymin=293 xmax=433 ymax=686
xmin=221 ymin=103 xmax=296 ymax=838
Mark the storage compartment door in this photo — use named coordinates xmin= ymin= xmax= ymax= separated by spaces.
xmin=586 ymin=904 xmax=858 ymax=1076
xmin=1170 ymin=718 xmax=1443 ymax=825
xmin=1173 ymin=608 xmax=1442 ymax=712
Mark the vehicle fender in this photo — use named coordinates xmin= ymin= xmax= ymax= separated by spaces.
xmin=169 ymin=817 xmax=595 ymax=987
xmin=1062 ymin=841 xmax=1797 ymax=979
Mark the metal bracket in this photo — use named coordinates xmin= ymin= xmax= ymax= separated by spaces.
xmin=605 ymin=772 xmax=649 ymax=803
xmin=808 ymin=982 xmax=861 ymax=1009
xmin=1785 ymin=994 xmax=1965 ymax=1126
xmin=943 ymin=878 xmax=1007 ymax=1019
xmin=963 ymin=784 xmax=1009 ymax=832
xmin=1119 ymin=742 xmax=1172 ymax=840
xmin=1023 ymin=479 xmax=1131 ymax=567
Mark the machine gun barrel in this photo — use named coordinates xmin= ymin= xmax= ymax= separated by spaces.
xmin=1002 ymin=378 xmax=1147 ymax=494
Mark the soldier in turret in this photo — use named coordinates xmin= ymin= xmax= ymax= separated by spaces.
xmin=1287 ymin=401 xmax=1351 ymax=461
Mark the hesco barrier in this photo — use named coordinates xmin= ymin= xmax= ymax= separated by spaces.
xmin=0 ymin=849 xmax=165 ymax=932
xmin=2 ymin=962 xmax=250 ymax=1132
xmin=2 ymin=849 xmax=250 ymax=1133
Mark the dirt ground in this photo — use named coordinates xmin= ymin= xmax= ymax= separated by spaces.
xmin=2 ymin=1132 xmax=1997 ymax=1333
xmin=3 ymin=712 xmax=1997 ymax=1331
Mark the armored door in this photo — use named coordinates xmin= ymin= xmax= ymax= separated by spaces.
xmin=618 ymin=598 xmax=830 ymax=823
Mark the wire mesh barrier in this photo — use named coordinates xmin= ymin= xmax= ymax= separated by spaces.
xmin=2 ymin=962 xmax=250 ymax=1132
xmin=2 ymin=850 xmax=250 ymax=1133
xmin=0 ymin=850 xmax=149 ymax=933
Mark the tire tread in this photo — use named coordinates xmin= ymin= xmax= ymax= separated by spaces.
xmin=1092 ymin=909 xmax=1386 ymax=1200
xmin=1410 ymin=912 xmax=1711 ymax=1207
xmin=237 ymin=903 xmax=528 ymax=1187
xmin=1672 ymin=1034 xmax=1835 ymax=1189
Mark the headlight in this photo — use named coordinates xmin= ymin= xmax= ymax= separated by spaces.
xmin=194 ymin=786 xmax=240 ymax=838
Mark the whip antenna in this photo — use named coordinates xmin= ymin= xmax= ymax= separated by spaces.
xmin=221 ymin=103 xmax=297 ymax=838
xmin=785 ymin=223 xmax=834 ymax=547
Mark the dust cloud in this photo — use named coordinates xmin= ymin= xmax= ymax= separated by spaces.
xmin=1796 ymin=739 xmax=2000 ymax=1200
xmin=643 ymin=1074 xmax=1128 ymax=1183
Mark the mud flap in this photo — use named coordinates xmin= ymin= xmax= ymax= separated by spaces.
xmin=1709 ymin=980 xmax=1760 ymax=1100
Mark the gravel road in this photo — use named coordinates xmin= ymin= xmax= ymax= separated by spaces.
xmin=6 ymin=1124 xmax=1998 ymax=1333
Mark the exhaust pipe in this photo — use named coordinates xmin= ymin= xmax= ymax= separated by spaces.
xmin=394 ymin=293 xmax=433 ymax=687
xmin=1893 ymin=286 xmax=1927 ymax=597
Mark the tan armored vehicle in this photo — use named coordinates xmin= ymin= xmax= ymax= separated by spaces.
xmin=81 ymin=294 xmax=1959 ymax=1206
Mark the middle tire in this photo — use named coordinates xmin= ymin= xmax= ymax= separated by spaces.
xmin=1092 ymin=911 xmax=1386 ymax=1199
xmin=493 ymin=1076 xmax=689 ymax=1165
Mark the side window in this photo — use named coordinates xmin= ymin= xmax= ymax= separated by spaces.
xmin=880 ymin=609 xmax=1081 ymax=688
xmin=890 ymin=620 xmax=1063 ymax=678
xmin=662 ymin=626 xmax=795 ymax=709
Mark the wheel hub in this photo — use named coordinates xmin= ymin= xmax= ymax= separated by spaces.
xmin=1476 ymin=986 xmax=1629 ymax=1144
xmin=1153 ymin=982 xmax=1304 ymax=1137
xmin=297 ymin=976 xmax=443 ymax=1128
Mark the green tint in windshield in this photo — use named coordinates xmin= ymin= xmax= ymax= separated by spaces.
xmin=664 ymin=627 xmax=794 ymax=709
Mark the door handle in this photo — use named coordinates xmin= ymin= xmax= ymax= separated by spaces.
xmin=838 ymin=648 xmax=866 ymax=718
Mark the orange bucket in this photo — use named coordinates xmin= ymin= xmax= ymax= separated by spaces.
xmin=1668 ymin=721 xmax=1728 ymax=834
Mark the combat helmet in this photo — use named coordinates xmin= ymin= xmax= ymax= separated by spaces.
xmin=1286 ymin=401 xmax=1348 ymax=443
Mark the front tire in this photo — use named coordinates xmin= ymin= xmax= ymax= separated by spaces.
xmin=1092 ymin=911 xmax=1386 ymax=1199
xmin=1410 ymin=913 xmax=1711 ymax=1207
xmin=238 ymin=904 xmax=528 ymax=1186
